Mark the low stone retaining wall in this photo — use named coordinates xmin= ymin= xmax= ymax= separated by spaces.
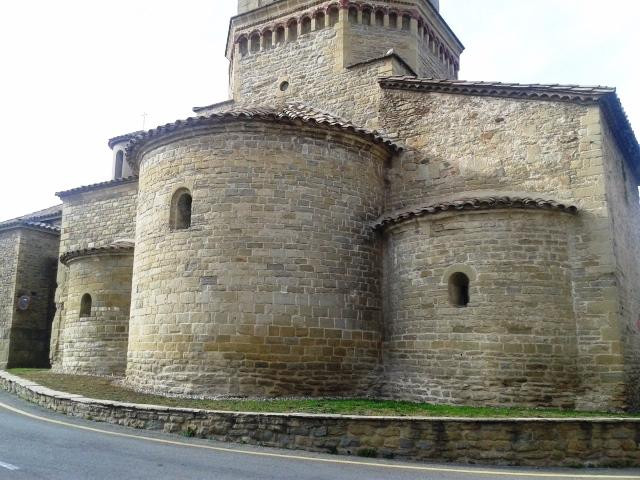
xmin=1 ymin=370 xmax=640 ymax=467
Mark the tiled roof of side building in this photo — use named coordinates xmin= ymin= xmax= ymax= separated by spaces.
xmin=379 ymin=76 xmax=640 ymax=180
xmin=0 ymin=219 xmax=61 ymax=235
xmin=0 ymin=204 xmax=62 ymax=230
xmin=56 ymin=176 xmax=139 ymax=198
xmin=374 ymin=197 xmax=578 ymax=230
xmin=126 ymin=102 xmax=402 ymax=162
xmin=108 ymin=131 xmax=144 ymax=149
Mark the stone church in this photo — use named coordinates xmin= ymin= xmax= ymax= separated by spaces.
xmin=1 ymin=0 xmax=639 ymax=411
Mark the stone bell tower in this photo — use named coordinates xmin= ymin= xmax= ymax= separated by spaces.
xmin=223 ymin=0 xmax=463 ymax=118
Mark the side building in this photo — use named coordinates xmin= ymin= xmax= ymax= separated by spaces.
xmin=0 ymin=206 xmax=61 ymax=369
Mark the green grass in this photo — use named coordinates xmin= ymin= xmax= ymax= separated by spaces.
xmin=7 ymin=368 xmax=640 ymax=418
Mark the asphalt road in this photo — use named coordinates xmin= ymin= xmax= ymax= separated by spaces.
xmin=0 ymin=390 xmax=639 ymax=480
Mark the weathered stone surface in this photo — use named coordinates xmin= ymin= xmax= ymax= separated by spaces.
xmin=3 ymin=370 xmax=640 ymax=468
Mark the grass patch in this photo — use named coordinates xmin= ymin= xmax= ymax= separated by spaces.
xmin=7 ymin=368 xmax=640 ymax=418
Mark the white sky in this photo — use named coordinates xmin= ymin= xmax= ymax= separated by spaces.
xmin=0 ymin=0 xmax=638 ymax=221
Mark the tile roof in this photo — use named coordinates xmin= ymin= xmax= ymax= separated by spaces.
xmin=373 ymin=197 xmax=578 ymax=229
xmin=56 ymin=176 xmax=139 ymax=199
xmin=0 ymin=220 xmax=60 ymax=235
xmin=0 ymin=204 xmax=62 ymax=234
xmin=379 ymin=76 xmax=640 ymax=180
xmin=125 ymin=103 xmax=402 ymax=164
xmin=60 ymin=243 xmax=135 ymax=265
xmin=108 ymin=131 xmax=144 ymax=149
xmin=379 ymin=76 xmax=615 ymax=103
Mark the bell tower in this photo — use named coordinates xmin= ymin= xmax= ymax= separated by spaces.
xmin=217 ymin=0 xmax=462 ymax=123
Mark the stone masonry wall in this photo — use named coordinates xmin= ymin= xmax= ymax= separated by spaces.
xmin=3 ymin=370 xmax=640 ymax=468
xmin=127 ymin=121 xmax=388 ymax=397
xmin=229 ymin=17 xmax=411 ymax=131
xmin=10 ymin=228 xmax=59 ymax=368
xmin=381 ymin=210 xmax=578 ymax=408
xmin=601 ymin=115 xmax=640 ymax=410
xmin=379 ymin=90 xmax=624 ymax=410
xmin=0 ymin=230 xmax=20 ymax=368
xmin=56 ymin=253 xmax=132 ymax=376
xmin=51 ymin=181 xmax=137 ymax=369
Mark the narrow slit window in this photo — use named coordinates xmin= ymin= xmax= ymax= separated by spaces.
xmin=238 ymin=37 xmax=248 ymax=56
xmin=114 ymin=150 xmax=124 ymax=179
xmin=80 ymin=294 xmax=92 ymax=318
xmin=250 ymin=33 xmax=260 ymax=53
xmin=275 ymin=26 xmax=285 ymax=44
xmin=170 ymin=188 xmax=193 ymax=230
xmin=388 ymin=12 xmax=398 ymax=29
xmin=448 ymin=272 xmax=470 ymax=307
xmin=402 ymin=14 xmax=411 ymax=31
xmin=315 ymin=12 xmax=325 ymax=30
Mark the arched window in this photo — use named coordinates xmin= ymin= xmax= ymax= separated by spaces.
xmin=115 ymin=150 xmax=124 ymax=179
xmin=80 ymin=294 xmax=92 ymax=318
xmin=170 ymin=188 xmax=193 ymax=230
xmin=448 ymin=273 xmax=470 ymax=307
xmin=402 ymin=14 xmax=411 ymax=31
xmin=388 ymin=12 xmax=398 ymax=29
xmin=288 ymin=20 xmax=298 ymax=41
xmin=315 ymin=11 xmax=325 ymax=30
xmin=275 ymin=26 xmax=285 ymax=44
xmin=250 ymin=33 xmax=260 ymax=53
xmin=362 ymin=8 xmax=372 ymax=25
xmin=375 ymin=9 xmax=384 ymax=26
xmin=328 ymin=6 xmax=339 ymax=27
xmin=263 ymin=30 xmax=273 ymax=49
xmin=301 ymin=16 xmax=312 ymax=34
xmin=238 ymin=36 xmax=248 ymax=56
xmin=348 ymin=7 xmax=358 ymax=24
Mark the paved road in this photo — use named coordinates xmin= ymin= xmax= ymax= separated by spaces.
xmin=0 ymin=391 xmax=639 ymax=480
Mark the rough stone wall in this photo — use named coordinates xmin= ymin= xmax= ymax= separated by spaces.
xmin=50 ymin=181 xmax=138 ymax=369
xmin=601 ymin=115 xmax=640 ymax=410
xmin=0 ymin=230 xmax=20 ymax=368
xmin=127 ymin=121 xmax=388 ymax=397
xmin=9 ymin=229 xmax=59 ymax=368
xmin=56 ymin=254 xmax=133 ymax=375
xmin=381 ymin=210 xmax=578 ymax=408
xmin=4 ymin=370 xmax=640 ymax=469
xmin=378 ymin=90 xmax=624 ymax=410
xmin=228 ymin=19 xmax=416 ymax=130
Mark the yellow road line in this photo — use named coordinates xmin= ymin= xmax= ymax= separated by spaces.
xmin=0 ymin=400 xmax=638 ymax=479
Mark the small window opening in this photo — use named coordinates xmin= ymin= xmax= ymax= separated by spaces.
xmin=328 ymin=7 xmax=339 ymax=27
xmin=388 ymin=12 xmax=398 ymax=29
xmin=115 ymin=150 xmax=124 ymax=179
xmin=301 ymin=16 xmax=312 ymax=34
xmin=315 ymin=12 xmax=325 ymax=30
xmin=279 ymin=81 xmax=289 ymax=92
xmin=402 ymin=14 xmax=411 ymax=31
xmin=170 ymin=188 xmax=193 ymax=230
xmin=276 ymin=26 xmax=285 ymax=44
xmin=375 ymin=10 xmax=384 ymax=26
xmin=362 ymin=8 xmax=372 ymax=25
xmin=80 ymin=293 xmax=92 ymax=318
xmin=263 ymin=30 xmax=273 ymax=49
xmin=348 ymin=7 xmax=358 ymax=24
xmin=238 ymin=37 xmax=248 ymax=56
xmin=288 ymin=20 xmax=298 ymax=41
xmin=448 ymin=273 xmax=470 ymax=307
xmin=250 ymin=33 xmax=260 ymax=53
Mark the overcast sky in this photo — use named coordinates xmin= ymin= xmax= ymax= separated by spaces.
xmin=0 ymin=0 xmax=637 ymax=221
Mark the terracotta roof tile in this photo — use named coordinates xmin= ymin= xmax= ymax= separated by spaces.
xmin=374 ymin=196 xmax=578 ymax=229
xmin=0 ymin=220 xmax=60 ymax=235
xmin=56 ymin=176 xmax=139 ymax=198
xmin=125 ymin=103 xmax=402 ymax=163
xmin=60 ymin=243 xmax=134 ymax=265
